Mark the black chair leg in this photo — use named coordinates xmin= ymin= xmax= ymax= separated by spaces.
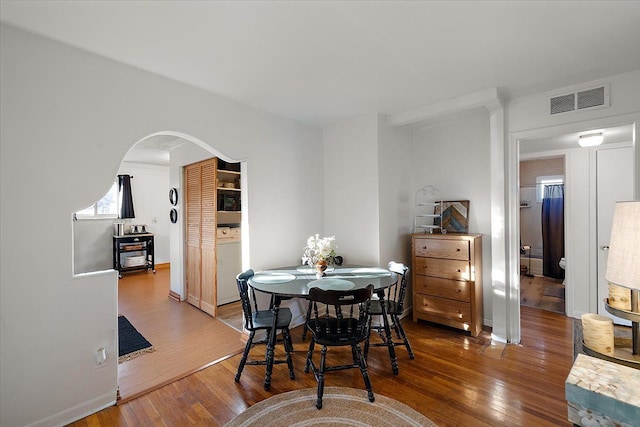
xmin=302 ymin=300 xmax=312 ymax=340
xmin=394 ymin=315 xmax=415 ymax=359
xmin=235 ymin=331 xmax=255 ymax=382
xmin=304 ymin=338 xmax=315 ymax=373
xmin=392 ymin=318 xmax=403 ymax=340
xmin=282 ymin=327 xmax=296 ymax=380
xmin=355 ymin=343 xmax=374 ymax=402
xmin=364 ymin=315 xmax=373 ymax=359
xmin=351 ymin=344 xmax=359 ymax=365
xmin=316 ymin=346 xmax=327 ymax=409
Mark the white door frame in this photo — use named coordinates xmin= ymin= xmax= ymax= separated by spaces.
xmin=504 ymin=113 xmax=640 ymax=343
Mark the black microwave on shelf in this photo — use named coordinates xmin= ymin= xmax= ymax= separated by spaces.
xmin=219 ymin=194 xmax=240 ymax=211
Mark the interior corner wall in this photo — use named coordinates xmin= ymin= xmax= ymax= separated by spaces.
xmin=0 ymin=24 xmax=322 ymax=427
xmin=377 ymin=117 xmax=414 ymax=267
xmin=322 ymin=114 xmax=381 ymax=265
xmin=412 ymin=112 xmax=494 ymax=324
xmin=377 ymin=118 xmax=414 ymax=309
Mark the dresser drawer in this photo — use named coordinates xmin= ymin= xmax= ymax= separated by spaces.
xmin=414 ymin=295 xmax=471 ymax=323
xmin=414 ymin=276 xmax=471 ymax=302
xmin=414 ymin=257 xmax=471 ymax=281
xmin=414 ymin=238 xmax=469 ymax=260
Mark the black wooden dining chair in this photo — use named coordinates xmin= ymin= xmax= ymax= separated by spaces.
xmin=301 ymin=255 xmax=344 ymax=340
xmin=304 ymin=284 xmax=374 ymax=409
xmin=234 ymin=269 xmax=295 ymax=385
xmin=365 ymin=261 xmax=415 ymax=359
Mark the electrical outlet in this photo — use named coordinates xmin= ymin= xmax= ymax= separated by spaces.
xmin=95 ymin=347 xmax=107 ymax=369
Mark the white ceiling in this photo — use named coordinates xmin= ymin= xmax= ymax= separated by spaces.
xmin=2 ymin=1 xmax=640 ymax=163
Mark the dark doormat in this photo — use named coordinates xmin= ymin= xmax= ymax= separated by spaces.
xmin=118 ymin=315 xmax=154 ymax=363
xmin=543 ymin=285 xmax=565 ymax=298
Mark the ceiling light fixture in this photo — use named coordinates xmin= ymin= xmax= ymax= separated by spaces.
xmin=579 ymin=132 xmax=604 ymax=147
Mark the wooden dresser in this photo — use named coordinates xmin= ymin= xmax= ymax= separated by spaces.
xmin=411 ymin=233 xmax=483 ymax=336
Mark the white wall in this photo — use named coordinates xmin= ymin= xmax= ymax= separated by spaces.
xmin=323 ymin=114 xmax=381 ymax=265
xmin=0 ymin=25 xmax=322 ymax=427
xmin=412 ymin=112 xmax=494 ymax=324
xmin=73 ymin=219 xmax=115 ymax=274
xmin=377 ymin=117 xmax=414 ymax=266
xmin=377 ymin=118 xmax=414 ymax=308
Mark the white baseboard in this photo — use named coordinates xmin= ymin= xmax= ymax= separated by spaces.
xmin=26 ymin=391 xmax=116 ymax=427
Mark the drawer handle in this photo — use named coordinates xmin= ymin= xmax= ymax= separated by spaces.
xmin=456 ymin=269 xmax=461 ymax=273
xmin=422 ymin=246 xmax=427 ymax=250
xmin=456 ymin=249 xmax=460 ymax=252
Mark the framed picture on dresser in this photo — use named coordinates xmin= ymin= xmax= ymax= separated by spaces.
xmin=434 ymin=200 xmax=470 ymax=233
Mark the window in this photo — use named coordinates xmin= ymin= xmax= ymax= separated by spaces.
xmin=536 ymin=175 xmax=564 ymax=202
xmin=75 ymin=182 xmax=119 ymax=219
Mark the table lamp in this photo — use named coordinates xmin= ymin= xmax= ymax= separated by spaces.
xmin=605 ymin=201 xmax=640 ymax=356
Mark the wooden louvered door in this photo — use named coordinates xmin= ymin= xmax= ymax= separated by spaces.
xmin=184 ymin=158 xmax=218 ymax=316
xmin=199 ymin=160 xmax=217 ymax=315
xmin=185 ymin=163 xmax=202 ymax=308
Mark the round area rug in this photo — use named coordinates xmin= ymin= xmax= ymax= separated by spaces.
xmin=225 ymin=386 xmax=437 ymax=426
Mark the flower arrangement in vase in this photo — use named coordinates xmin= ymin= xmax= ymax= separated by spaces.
xmin=303 ymin=234 xmax=337 ymax=279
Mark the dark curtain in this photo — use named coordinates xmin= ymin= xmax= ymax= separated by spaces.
xmin=542 ymin=184 xmax=564 ymax=279
xmin=118 ymin=175 xmax=136 ymax=219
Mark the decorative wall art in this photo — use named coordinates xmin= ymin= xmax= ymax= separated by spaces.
xmin=434 ymin=200 xmax=470 ymax=233
xmin=169 ymin=188 xmax=178 ymax=206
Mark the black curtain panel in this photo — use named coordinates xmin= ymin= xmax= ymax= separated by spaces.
xmin=118 ymin=174 xmax=136 ymax=219
xmin=541 ymin=184 xmax=565 ymax=280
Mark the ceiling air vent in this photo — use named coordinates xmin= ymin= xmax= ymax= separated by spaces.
xmin=549 ymin=84 xmax=609 ymax=115
xmin=550 ymin=93 xmax=576 ymax=115
xmin=577 ymin=86 xmax=605 ymax=110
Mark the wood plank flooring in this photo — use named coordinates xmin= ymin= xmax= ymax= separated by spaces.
xmin=72 ymin=272 xmax=575 ymax=426
xmin=117 ymin=269 xmax=246 ymax=403
xmin=520 ymin=274 xmax=565 ymax=314
xmin=216 ymin=301 xmax=244 ymax=332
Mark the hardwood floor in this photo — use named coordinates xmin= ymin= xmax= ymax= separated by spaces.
xmin=216 ymin=301 xmax=244 ymax=332
xmin=71 ymin=276 xmax=576 ymax=427
xmin=520 ymin=274 xmax=565 ymax=314
xmin=116 ymin=269 xmax=246 ymax=403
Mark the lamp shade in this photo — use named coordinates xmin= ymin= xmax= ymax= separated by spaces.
xmin=605 ymin=201 xmax=640 ymax=291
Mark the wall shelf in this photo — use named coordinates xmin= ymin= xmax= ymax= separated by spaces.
xmin=414 ymin=185 xmax=444 ymax=234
